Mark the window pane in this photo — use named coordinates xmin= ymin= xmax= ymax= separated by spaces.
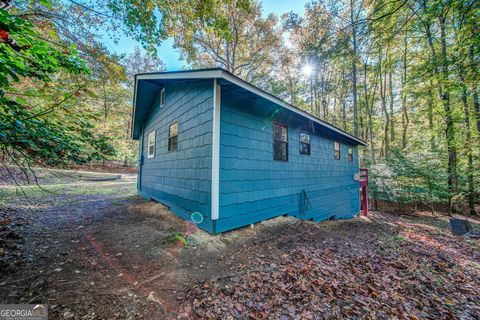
xmin=168 ymin=123 xmax=178 ymax=151
xmin=300 ymin=142 xmax=310 ymax=155
xmin=300 ymin=132 xmax=310 ymax=143
xmin=168 ymin=136 xmax=178 ymax=151
xmin=147 ymin=131 xmax=155 ymax=158
xmin=169 ymin=122 xmax=178 ymax=137
xmin=334 ymin=142 xmax=340 ymax=160
xmin=274 ymin=141 xmax=288 ymax=161
xmin=274 ymin=123 xmax=287 ymax=142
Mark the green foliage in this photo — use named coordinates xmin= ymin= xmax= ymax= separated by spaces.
xmin=0 ymin=7 xmax=86 ymax=86
xmin=369 ymin=148 xmax=450 ymax=206
xmin=164 ymin=232 xmax=188 ymax=246
xmin=279 ymin=0 xmax=479 ymax=212
xmin=167 ymin=0 xmax=281 ymax=84
xmin=0 ymin=96 xmax=116 ymax=165
xmin=1 ymin=0 xmax=478 ymax=216
xmin=0 ymin=1 xmax=118 ymax=179
xmin=102 ymin=0 xmax=253 ymax=54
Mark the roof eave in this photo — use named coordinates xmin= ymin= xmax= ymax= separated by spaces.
xmin=132 ymin=68 xmax=367 ymax=146
xmin=218 ymin=70 xmax=367 ymax=146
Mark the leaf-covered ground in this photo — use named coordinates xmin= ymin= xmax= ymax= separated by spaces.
xmin=1 ymin=169 xmax=479 ymax=319
xmin=181 ymin=214 xmax=480 ymax=319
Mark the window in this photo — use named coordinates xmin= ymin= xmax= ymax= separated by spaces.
xmin=273 ymin=122 xmax=288 ymax=161
xmin=168 ymin=122 xmax=178 ymax=151
xmin=147 ymin=131 xmax=156 ymax=158
xmin=348 ymin=147 xmax=353 ymax=162
xmin=299 ymin=132 xmax=310 ymax=155
xmin=334 ymin=141 xmax=341 ymax=160
xmin=160 ymin=88 xmax=165 ymax=107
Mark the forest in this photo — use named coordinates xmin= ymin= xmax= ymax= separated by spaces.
xmin=1 ymin=1 xmax=480 ymax=318
xmin=1 ymin=0 xmax=479 ymax=214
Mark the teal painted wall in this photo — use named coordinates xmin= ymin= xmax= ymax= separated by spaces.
xmin=216 ymin=96 xmax=360 ymax=233
xmin=138 ymin=79 xmax=214 ymax=232
xmin=137 ymin=80 xmax=361 ymax=234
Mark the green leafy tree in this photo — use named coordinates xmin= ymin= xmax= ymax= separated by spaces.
xmin=168 ymin=0 xmax=284 ymax=85
xmin=0 ymin=1 xmax=116 ymax=185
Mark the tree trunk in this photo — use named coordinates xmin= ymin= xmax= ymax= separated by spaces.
xmin=401 ymin=36 xmax=409 ymax=149
xmin=350 ymin=0 xmax=359 ymax=137
xmin=473 ymin=83 xmax=480 ymax=134
xmin=427 ymin=82 xmax=435 ymax=150
xmin=358 ymin=66 xmax=365 ymax=141
xmin=321 ymin=74 xmax=327 ymax=119
xmin=388 ymin=69 xmax=395 ymax=145
xmin=439 ymin=15 xmax=457 ymax=213
xmin=473 ymin=83 xmax=480 ymax=160
xmin=461 ymin=79 xmax=476 ymax=215
xmin=379 ymin=53 xmax=389 ymax=157
xmin=469 ymin=46 xmax=480 ymax=134
xmin=333 ymin=94 xmax=337 ymax=125
xmin=103 ymin=83 xmax=108 ymax=135
xmin=364 ymin=63 xmax=376 ymax=164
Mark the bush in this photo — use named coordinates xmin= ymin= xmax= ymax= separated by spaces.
xmin=368 ymin=148 xmax=450 ymax=210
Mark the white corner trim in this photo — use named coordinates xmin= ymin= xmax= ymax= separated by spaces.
xmin=211 ymin=79 xmax=221 ymax=220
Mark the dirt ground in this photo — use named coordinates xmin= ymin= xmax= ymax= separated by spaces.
xmin=1 ymin=169 xmax=479 ymax=319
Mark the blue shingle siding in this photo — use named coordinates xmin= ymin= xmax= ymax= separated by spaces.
xmin=217 ymin=97 xmax=360 ymax=232
xmin=138 ymin=79 xmax=214 ymax=232
xmin=135 ymin=77 xmax=361 ymax=234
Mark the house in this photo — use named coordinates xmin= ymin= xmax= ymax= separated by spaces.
xmin=131 ymin=68 xmax=367 ymax=234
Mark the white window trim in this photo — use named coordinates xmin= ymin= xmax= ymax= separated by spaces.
xmin=147 ymin=130 xmax=156 ymax=159
xmin=211 ymin=79 xmax=221 ymax=220
xmin=160 ymin=88 xmax=165 ymax=107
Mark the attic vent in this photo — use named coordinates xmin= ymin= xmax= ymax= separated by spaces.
xmin=160 ymin=88 xmax=166 ymax=107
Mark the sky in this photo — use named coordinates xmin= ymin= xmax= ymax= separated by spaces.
xmin=100 ymin=1 xmax=309 ymax=70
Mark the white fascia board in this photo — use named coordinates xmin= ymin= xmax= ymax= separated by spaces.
xmin=211 ymin=79 xmax=221 ymax=220
xmin=131 ymin=76 xmax=139 ymax=139
xmin=136 ymin=70 xmax=224 ymax=81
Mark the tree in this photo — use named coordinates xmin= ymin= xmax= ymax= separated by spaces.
xmin=3 ymin=0 xmax=478 ymax=214
xmin=123 ymin=46 xmax=165 ymax=87
xmin=349 ymin=0 xmax=360 ymax=137
xmin=273 ymin=0 xmax=479 ymax=213
xmin=169 ymin=0 xmax=284 ymax=85
xmin=0 ymin=1 xmax=102 ymax=184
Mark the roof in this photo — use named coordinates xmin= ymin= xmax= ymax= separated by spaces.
xmin=131 ymin=68 xmax=367 ymax=146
